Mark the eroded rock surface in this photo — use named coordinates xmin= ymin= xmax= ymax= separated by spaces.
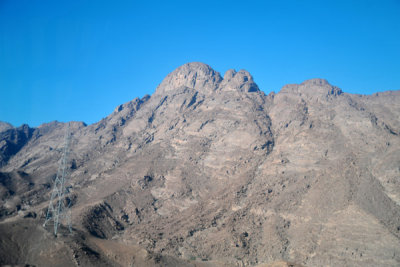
xmin=0 ymin=62 xmax=399 ymax=266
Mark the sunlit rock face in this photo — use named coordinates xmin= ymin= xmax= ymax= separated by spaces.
xmin=0 ymin=63 xmax=399 ymax=267
xmin=155 ymin=62 xmax=223 ymax=95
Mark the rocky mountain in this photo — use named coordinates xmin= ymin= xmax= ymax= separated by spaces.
xmin=0 ymin=62 xmax=399 ymax=266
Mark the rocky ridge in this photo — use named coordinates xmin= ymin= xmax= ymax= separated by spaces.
xmin=0 ymin=62 xmax=399 ymax=266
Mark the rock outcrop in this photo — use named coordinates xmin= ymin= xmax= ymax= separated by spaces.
xmin=155 ymin=62 xmax=223 ymax=95
xmin=0 ymin=123 xmax=34 ymax=167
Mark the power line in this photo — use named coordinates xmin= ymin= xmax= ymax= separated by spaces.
xmin=43 ymin=123 xmax=72 ymax=236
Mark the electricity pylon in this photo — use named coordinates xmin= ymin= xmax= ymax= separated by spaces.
xmin=43 ymin=123 xmax=72 ymax=236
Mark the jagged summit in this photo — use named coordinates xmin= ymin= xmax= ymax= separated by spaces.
xmin=156 ymin=62 xmax=349 ymax=98
xmin=280 ymin=78 xmax=342 ymax=97
xmin=301 ymin=78 xmax=331 ymax=86
xmin=155 ymin=62 xmax=260 ymax=95
xmin=220 ymin=69 xmax=260 ymax=93
xmin=155 ymin=62 xmax=223 ymax=95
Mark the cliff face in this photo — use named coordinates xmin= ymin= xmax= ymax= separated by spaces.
xmin=0 ymin=123 xmax=34 ymax=167
xmin=0 ymin=62 xmax=399 ymax=266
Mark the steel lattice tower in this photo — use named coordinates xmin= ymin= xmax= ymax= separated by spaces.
xmin=43 ymin=123 xmax=72 ymax=236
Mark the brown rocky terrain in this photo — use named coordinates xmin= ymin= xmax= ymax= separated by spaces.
xmin=0 ymin=62 xmax=399 ymax=266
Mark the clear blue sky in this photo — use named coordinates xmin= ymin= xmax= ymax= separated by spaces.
xmin=1 ymin=0 xmax=399 ymax=127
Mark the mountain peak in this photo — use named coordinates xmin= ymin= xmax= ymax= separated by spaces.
xmin=301 ymin=78 xmax=330 ymax=86
xmin=220 ymin=69 xmax=260 ymax=93
xmin=281 ymin=78 xmax=342 ymax=97
xmin=155 ymin=63 xmax=260 ymax=95
xmin=155 ymin=62 xmax=222 ymax=95
xmin=0 ymin=121 xmax=13 ymax=132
